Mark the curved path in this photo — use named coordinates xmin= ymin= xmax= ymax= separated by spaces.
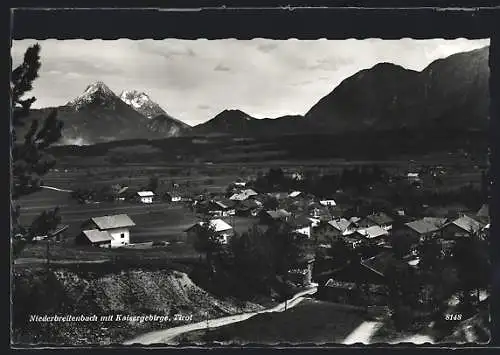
xmin=40 ymin=185 xmax=74 ymax=193
xmin=124 ymin=286 xmax=318 ymax=345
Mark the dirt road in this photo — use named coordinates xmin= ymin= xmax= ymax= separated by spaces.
xmin=124 ymin=286 xmax=318 ymax=345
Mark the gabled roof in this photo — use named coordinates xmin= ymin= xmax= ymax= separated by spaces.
xmin=328 ymin=218 xmax=352 ymax=232
xmin=405 ymin=219 xmax=441 ymax=235
xmin=477 ymin=204 xmax=489 ymax=218
xmin=137 ymin=191 xmax=154 ymax=197
xmin=266 ymin=209 xmax=292 ymax=220
xmin=211 ymin=200 xmax=232 ymax=209
xmin=361 ymin=225 xmax=389 ymax=239
xmin=117 ymin=186 xmax=129 ymax=195
xmin=82 ymin=229 xmax=112 ymax=243
xmin=422 ymin=217 xmax=448 ymax=227
xmin=166 ymin=191 xmax=182 ymax=197
xmin=229 ymin=189 xmax=258 ymax=201
xmin=91 ymin=214 xmax=136 ymax=230
xmin=349 ymin=216 xmax=361 ymax=224
xmin=185 ymin=219 xmax=233 ymax=233
xmin=288 ymin=191 xmax=302 ymax=198
xmin=48 ymin=224 xmax=69 ymax=237
xmin=237 ymin=199 xmax=260 ymax=210
xmin=367 ymin=212 xmax=394 ymax=226
xmin=319 ymin=199 xmax=337 ymax=206
xmin=450 ymin=215 xmax=484 ymax=233
xmin=287 ymin=215 xmax=313 ymax=229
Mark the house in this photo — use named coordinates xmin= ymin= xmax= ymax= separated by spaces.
xmin=314 ymin=221 xmax=343 ymax=246
xmin=288 ymin=255 xmax=315 ymax=286
xmin=402 ymin=217 xmax=447 ymax=241
xmin=349 ymin=216 xmax=362 ymax=227
xmin=202 ymin=199 xmax=236 ymax=217
xmin=291 ymin=171 xmax=304 ymax=181
xmin=185 ymin=219 xmax=234 ymax=244
xmin=235 ymin=199 xmax=262 ymax=217
xmin=329 ymin=218 xmax=355 ymax=235
xmin=343 ymin=233 xmax=365 ymax=249
xmin=229 ymin=189 xmax=258 ymax=201
xmin=234 ymin=180 xmax=247 ymax=188
xmin=308 ymin=217 xmax=321 ymax=228
xmin=110 ymin=184 xmax=128 ymax=201
xmin=476 ymin=204 xmax=489 ymax=225
xmin=308 ymin=203 xmax=331 ymax=220
xmin=407 ymin=172 xmax=421 ymax=183
xmin=165 ymin=191 xmax=182 ymax=202
xmin=363 ymin=212 xmax=394 ymax=231
xmin=76 ymin=229 xmax=113 ymax=248
xmin=268 ymin=192 xmax=290 ymax=201
xmin=81 ymin=214 xmax=136 ymax=248
xmin=287 ymin=215 xmax=314 ymax=238
xmin=33 ymin=224 xmax=69 ymax=242
xmin=288 ymin=191 xmax=302 ymax=198
xmin=441 ymin=215 xmax=485 ymax=240
xmin=313 ymin=218 xmax=354 ymax=245
xmin=319 ymin=199 xmax=337 ymax=207
xmin=358 ymin=225 xmax=389 ymax=241
xmin=259 ymin=209 xmax=292 ymax=225
xmin=137 ymin=190 xmax=154 ymax=204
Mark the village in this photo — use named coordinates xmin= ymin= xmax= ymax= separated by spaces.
xmin=27 ymin=161 xmax=490 ymax=337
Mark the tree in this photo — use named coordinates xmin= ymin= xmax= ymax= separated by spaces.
xmin=418 ymin=237 xmax=443 ymax=273
xmin=263 ymin=196 xmax=279 ymax=210
xmin=192 ymin=217 xmax=223 ymax=279
xmin=147 ymin=176 xmax=159 ymax=193
xmin=390 ymin=232 xmax=417 ymax=259
xmin=452 ymin=234 xmax=490 ymax=305
xmin=231 ymin=225 xmax=276 ymax=295
xmin=11 ymin=44 xmax=63 ymax=258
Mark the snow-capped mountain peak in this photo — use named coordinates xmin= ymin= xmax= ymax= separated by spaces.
xmin=68 ymin=81 xmax=117 ymax=110
xmin=119 ymin=90 xmax=167 ymax=119
xmin=120 ymin=90 xmax=152 ymax=109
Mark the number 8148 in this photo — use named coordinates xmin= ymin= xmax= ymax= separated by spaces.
xmin=445 ymin=314 xmax=463 ymax=321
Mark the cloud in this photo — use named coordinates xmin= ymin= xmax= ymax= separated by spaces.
xmin=257 ymin=43 xmax=279 ymax=53
xmin=12 ymin=38 xmax=490 ymax=125
xmin=214 ymin=63 xmax=231 ymax=72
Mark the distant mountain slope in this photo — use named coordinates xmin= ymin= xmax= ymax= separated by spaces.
xmin=305 ymin=46 xmax=490 ymax=133
xmin=190 ymin=109 xmax=308 ymax=137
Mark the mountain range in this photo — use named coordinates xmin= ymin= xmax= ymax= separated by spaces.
xmin=20 ymin=45 xmax=489 ymax=145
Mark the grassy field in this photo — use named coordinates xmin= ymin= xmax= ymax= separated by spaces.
xmin=176 ymin=299 xmax=369 ymax=345
xmin=17 ymin=187 xmax=264 ymax=244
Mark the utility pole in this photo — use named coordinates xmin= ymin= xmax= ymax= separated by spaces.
xmin=46 ymin=237 xmax=50 ymax=271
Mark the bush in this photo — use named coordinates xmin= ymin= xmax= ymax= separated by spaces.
xmin=392 ymin=304 xmax=414 ymax=331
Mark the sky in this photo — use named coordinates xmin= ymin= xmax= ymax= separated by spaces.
xmin=11 ymin=38 xmax=489 ymax=126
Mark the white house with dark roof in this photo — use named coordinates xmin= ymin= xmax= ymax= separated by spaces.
xmin=319 ymin=199 xmax=337 ymax=207
xmin=137 ymin=190 xmax=154 ymax=204
xmin=77 ymin=229 xmax=113 ymax=248
xmin=185 ymin=219 xmax=234 ymax=244
xmin=82 ymin=214 xmax=136 ymax=248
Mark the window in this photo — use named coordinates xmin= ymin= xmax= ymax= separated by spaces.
xmin=121 ymin=233 xmax=125 ymax=238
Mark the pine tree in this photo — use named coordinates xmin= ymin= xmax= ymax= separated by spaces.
xmin=11 ymin=44 xmax=63 ymax=258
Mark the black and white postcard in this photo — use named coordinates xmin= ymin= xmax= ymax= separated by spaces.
xmin=9 ymin=6 xmax=496 ymax=348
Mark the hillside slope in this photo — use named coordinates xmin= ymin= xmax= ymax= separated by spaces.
xmin=305 ymin=46 xmax=489 ymax=133
xmin=12 ymin=267 xmax=264 ymax=345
